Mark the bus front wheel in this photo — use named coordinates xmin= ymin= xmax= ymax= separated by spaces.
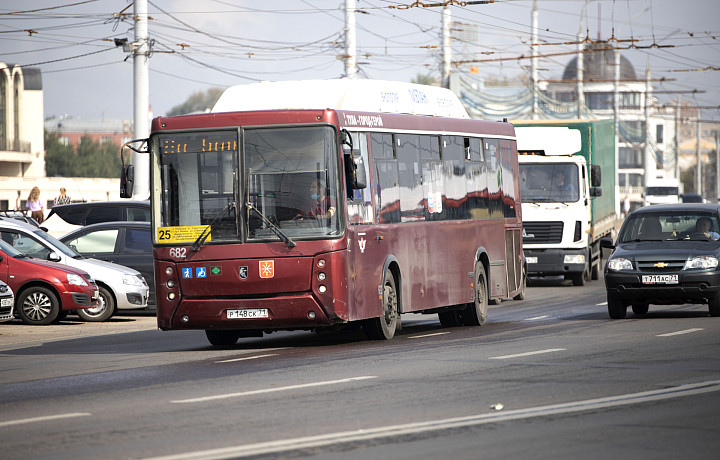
xmin=363 ymin=269 xmax=399 ymax=340
xmin=206 ymin=330 xmax=239 ymax=346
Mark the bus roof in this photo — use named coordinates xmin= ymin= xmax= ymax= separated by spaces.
xmin=212 ymin=79 xmax=470 ymax=119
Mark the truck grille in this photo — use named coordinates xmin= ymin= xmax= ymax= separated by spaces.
xmin=523 ymin=221 xmax=563 ymax=244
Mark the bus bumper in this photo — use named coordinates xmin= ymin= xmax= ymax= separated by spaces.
xmin=159 ymin=294 xmax=334 ymax=330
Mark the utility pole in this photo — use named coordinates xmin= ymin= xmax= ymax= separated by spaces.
xmin=531 ymin=0 xmax=539 ymax=119
xmin=576 ymin=19 xmax=583 ymax=119
xmin=441 ymin=5 xmax=451 ymax=88
xmin=345 ymin=0 xmax=357 ymax=79
xmin=132 ymin=0 xmax=150 ymax=200
xmin=643 ymin=59 xmax=653 ymax=186
xmin=696 ymin=120 xmax=702 ymax=194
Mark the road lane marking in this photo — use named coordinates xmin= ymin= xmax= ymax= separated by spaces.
xmin=216 ymin=354 xmax=278 ymax=363
xmin=524 ymin=315 xmax=549 ymax=321
xmin=597 ymin=301 xmax=608 ymax=306
xmin=0 ymin=412 xmax=91 ymax=428
xmin=145 ymin=380 xmax=720 ymax=460
xmin=656 ymin=328 xmax=704 ymax=337
xmin=171 ymin=376 xmax=377 ymax=404
xmin=489 ymin=348 xmax=566 ymax=360
xmin=408 ymin=332 xmax=451 ymax=339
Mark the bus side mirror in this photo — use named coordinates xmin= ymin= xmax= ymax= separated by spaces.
xmin=120 ymin=164 xmax=134 ymax=198
xmin=353 ymin=157 xmax=367 ymax=189
xmin=591 ymin=164 xmax=601 ymax=187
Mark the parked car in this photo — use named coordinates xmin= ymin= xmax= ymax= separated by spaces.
xmin=0 ymin=280 xmax=14 ymax=323
xmin=42 ymin=200 xmax=150 ymax=238
xmin=0 ymin=238 xmax=98 ymax=325
xmin=0 ymin=219 xmax=149 ymax=321
xmin=602 ymin=203 xmax=720 ymax=319
xmin=0 ymin=211 xmax=41 ymax=227
xmin=61 ymin=221 xmax=155 ymax=306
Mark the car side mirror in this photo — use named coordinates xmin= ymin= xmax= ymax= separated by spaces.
xmin=48 ymin=251 xmax=61 ymax=262
xmin=600 ymin=236 xmax=615 ymax=249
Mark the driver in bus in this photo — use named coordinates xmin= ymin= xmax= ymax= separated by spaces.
xmin=296 ymin=179 xmax=336 ymax=221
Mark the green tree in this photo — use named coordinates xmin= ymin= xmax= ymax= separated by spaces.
xmin=166 ymin=87 xmax=225 ymax=116
xmin=411 ymin=74 xmax=439 ymax=86
xmin=45 ymin=132 xmax=122 ymax=178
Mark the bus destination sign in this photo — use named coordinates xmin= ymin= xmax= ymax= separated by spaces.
xmin=159 ymin=130 xmax=238 ymax=154
xmin=158 ymin=225 xmax=211 ymax=244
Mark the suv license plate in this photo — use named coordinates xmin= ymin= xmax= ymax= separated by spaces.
xmin=642 ymin=274 xmax=678 ymax=285
xmin=227 ymin=309 xmax=269 ymax=319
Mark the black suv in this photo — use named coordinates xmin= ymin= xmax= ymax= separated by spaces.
xmin=43 ymin=200 xmax=150 ymax=238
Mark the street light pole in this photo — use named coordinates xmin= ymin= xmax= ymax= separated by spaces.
xmin=132 ymin=0 xmax=150 ymax=200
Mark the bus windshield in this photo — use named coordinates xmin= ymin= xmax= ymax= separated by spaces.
xmin=155 ymin=125 xmax=341 ymax=244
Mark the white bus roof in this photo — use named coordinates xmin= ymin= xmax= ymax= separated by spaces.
xmin=211 ymin=79 xmax=470 ymax=119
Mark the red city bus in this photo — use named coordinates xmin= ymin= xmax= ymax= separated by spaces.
xmin=122 ymin=80 xmax=525 ymax=346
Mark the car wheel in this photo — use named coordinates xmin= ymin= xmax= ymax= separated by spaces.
xmin=607 ymin=298 xmax=627 ymax=319
xmin=631 ymin=303 xmax=649 ymax=315
xmin=206 ymin=330 xmax=239 ymax=346
xmin=76 ymin=286 xmax=115 ymax=322
xmin=709 ymin=296 xmax=720 ymax=317
xmin=18 ymin=287 xmax=60 ymax=325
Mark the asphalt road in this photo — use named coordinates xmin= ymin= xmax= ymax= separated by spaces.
xmin=1 ymin=274 xmax=719 ymax=460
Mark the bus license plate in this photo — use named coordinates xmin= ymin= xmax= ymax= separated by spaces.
xmin=642 ymin=274 xmax=678 ymax=285
xmin=227 ymin=309 xmax=269 ymax=319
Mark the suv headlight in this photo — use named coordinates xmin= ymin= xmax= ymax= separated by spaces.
xmin=67 ymin=274 xmax=89 ymax=286
xmin=122 ymin=274 xmax=144 ymax=286
xmin=684 ymin=256 xmax=719 ymax=269
xmin=607 ymin=257 xmax=633 ymax=271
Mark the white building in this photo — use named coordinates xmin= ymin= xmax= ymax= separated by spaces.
xmin=0 ymin=63 xmax=119 ymax=214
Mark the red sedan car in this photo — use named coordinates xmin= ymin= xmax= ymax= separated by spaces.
xmin=0 ymin=238 xmax=98 ymax=325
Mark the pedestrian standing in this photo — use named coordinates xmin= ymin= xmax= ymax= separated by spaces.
xmin=26 ymin=186 xmax=44 ymax=224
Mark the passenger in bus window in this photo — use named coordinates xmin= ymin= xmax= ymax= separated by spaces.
xmin=296 ymin=179 xmax=336 ymax=221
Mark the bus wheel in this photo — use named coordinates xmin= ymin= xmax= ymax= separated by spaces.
xmin=205 ymin=330 xmax=239 ymax=346
xmin=513 ymin=267 xmax=527 ymax=301
xmin=363 ymin=270 xmax=399 ymax=340
xmin=463 ymin=261 xmax=488 ymax=326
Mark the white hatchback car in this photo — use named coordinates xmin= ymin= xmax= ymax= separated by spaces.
xmin=0 ymin=218 xmax=149 ymax=321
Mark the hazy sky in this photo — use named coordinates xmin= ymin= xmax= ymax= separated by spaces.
xmin=2 ymin=0 xmax=719 ymax=121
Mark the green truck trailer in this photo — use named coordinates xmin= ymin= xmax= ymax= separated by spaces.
xmin=514 ymin=119 xmax=616 ymax=285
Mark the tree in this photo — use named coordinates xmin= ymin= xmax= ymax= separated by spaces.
xmin=45 ymin=132 xmax=122 ymax=178
xmin=166 ymin=87 xmax=225 ymax=116
xmin=411 ymin=74 xmax=439 ymax=86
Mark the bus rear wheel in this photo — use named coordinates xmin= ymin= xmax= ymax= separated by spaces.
xmin=463 ymin=261 xmax=488 ymax=326
xmin=363 ymin=269 xmax=399 ymax=340
xmin=206 ymin=330 xmax=239 ymax=346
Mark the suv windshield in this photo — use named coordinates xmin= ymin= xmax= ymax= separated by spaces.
xmin=155 ymin=125 xmax=341 ymax=245
xmin=520 ymin=163 xmax=579 ymax=203
xmin=621 ymin=212 xmax=720 ymax=242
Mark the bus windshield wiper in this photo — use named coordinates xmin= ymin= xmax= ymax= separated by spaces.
xmin=190 ymin=202 xmax=235 ymax=252
xmin=246 ymin=202 xmax=296 ymax=248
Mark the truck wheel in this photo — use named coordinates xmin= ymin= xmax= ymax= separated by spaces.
xmin=18 ymin=287 xmax=60 ymax=325
xmin=608 ymin=299 xmax=627 ymax=319
xmin=571 ymin=272 xmax=586 ymax=286
xmin=591 ymin=260 xmax=600 ymax=280
xmin=77 ymin=286 xmax=115 ymax=322
xmin=709 ymin=296 xmax=720 ymax=317
xmin=363 ymin=269 xmax=399 ymax=340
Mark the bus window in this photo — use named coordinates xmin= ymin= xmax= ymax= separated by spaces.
xmin=346 ymin=132 xmax=373 ymax=225
xmin=441 ymin=135 xmax=467 ymax=220
xmin=484 ymin=138 xmax=503 ymax=218
xmin=396 ymin=134 xmax=424 ymax=222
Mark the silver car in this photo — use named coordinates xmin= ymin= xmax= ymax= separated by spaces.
xmin=0 ymin=219 xmax=149 ymax=321
xmin=0 ymin=280 xmax=14 ymax=323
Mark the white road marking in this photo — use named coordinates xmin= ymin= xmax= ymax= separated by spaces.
xmin=489 ymin=348 xmax=566 ymax=360
xmin=524 ymin=315 xmax=549 ymax=321
xmin=408 ymin=332 xmax=451 ymax=339
xmin=656 ymin=328 xmax=704 ymax=337
xmin=216 ymin=354 xmax=278 ymax=363
xmin=596 ymin=301 xmax=608 ymax=306
xmin=0 ymin=412 xmax=91 ymax=428
xmin=171 ymin=376 xmax=377 ymax=404
xmin=145 ymin=380 xmax=720 ymax=460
